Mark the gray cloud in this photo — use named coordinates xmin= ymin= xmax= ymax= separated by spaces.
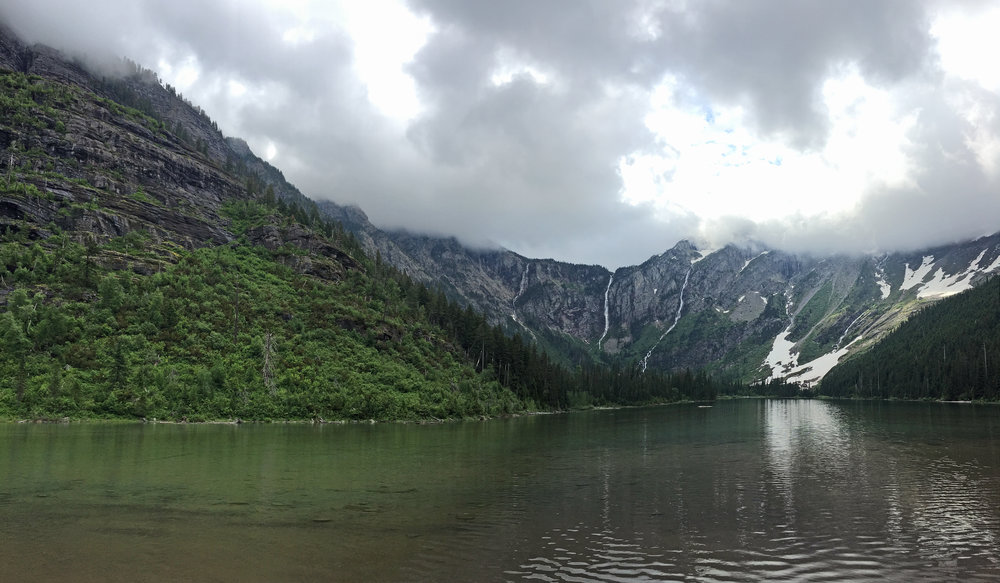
xmin=2 ymin=1 xmax=998 ymax=268
xmin=749 ymin=76 xmax=1000 ymax=257
xmin=646 ymin=0 xmax=935 ymax=149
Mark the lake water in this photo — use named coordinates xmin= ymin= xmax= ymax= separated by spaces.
xmin=2 ymin=399 xmax=999 ymax=582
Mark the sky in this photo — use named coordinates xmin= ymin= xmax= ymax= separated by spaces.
xmin=3 ymin=0 xmax=1000 ymax=268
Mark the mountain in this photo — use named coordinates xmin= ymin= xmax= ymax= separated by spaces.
xmin=0 ymin=22 xmax=723 ymax=420
xmin=318 ymin=202 xmax=612 ymax=363
xmin=0 ymin=24 xmax=514 ymax=420
xmin=319 ymin=200 xmax=1000 ymax=386
xmin=820 ymin=273 xmax=1000 ymax=400
xmin=5 ymin=19 xmax=996 ymax=415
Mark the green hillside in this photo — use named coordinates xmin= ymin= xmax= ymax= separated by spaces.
xmin=820 ymin=276 xmax=1000 ymax=400
xmin=0 ymin=51 xmax=720 ymax=420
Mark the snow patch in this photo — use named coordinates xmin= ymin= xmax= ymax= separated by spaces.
xmin=786 ymin=339 xmax=861 ymax=387
xmin=764 ymin=327 xmax=797 ymax=379
xmin=984 ymin=249 xmax=1000 ymax=273
xmin=739 ymin=251 xmax=769 ymax=274
xmin=902 ymin=249 xmax=1000 ymax=299
xmin=917 ymin=267 xmax=970 ymax=298
xmin=691 ymin=247 xmax=720 ymax=264
xmin=900 ymin=255 xmax=935 ymax=291
xmin=766 ymin=327 xmax=861 ymax=387
xmin=874 ymin=259 xmax=891 ymax=299
xmin=970 ymin=248 xmax=988 ymax=269
xmin=764 ymin=293 xmax=863 ymax=386
xmin=763 ymin=295 xmax=796 ymax=377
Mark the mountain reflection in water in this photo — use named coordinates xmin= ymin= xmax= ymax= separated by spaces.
xmin=1 ymin=400 xmax=999 ymax=582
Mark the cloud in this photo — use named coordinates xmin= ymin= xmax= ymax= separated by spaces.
xmin=2 ymin=0 xmax=1000 ymax=268
xmin=646 ymin=0 xmax=934 ymax=148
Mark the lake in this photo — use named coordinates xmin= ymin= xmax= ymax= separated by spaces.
xmin=2 ymin=399 xmax=999 ymax=581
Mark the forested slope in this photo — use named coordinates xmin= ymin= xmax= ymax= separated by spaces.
xmin=819 ymin=276 xmax=1000 ymax=400
xmin=0 ymin=29 xmax=720 ymax=420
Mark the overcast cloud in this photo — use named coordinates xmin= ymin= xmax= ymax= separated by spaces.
xmin=2 ymin=0 xmax=999 ymax=267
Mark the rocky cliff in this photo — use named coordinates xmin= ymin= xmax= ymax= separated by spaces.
xmin=320 ymin=198 xmax=1000 ymax=385
xmin=0 ymin=24 xmax=352 ymax=276
xmin=0 ymin=23 xmax=577 ymax=422
xmin=8 ymin=21 xmax=994 ymax=389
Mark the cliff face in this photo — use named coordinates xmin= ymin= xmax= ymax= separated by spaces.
xmin=9 ymin=23 xmax=995 ymax=388
xmin=0 ymin=25 xmax=353 ymax=276
xmin=318 ymin=201 xmax=612 ymax=342
xmin=0 ymin=24 xmax=558 ymax=422
xmin=1 ymin=42 xmax=235 ymax=247
xmin=0 ymin=22 xmax=27 ymax=72
xmin=320 ymin=194 xmax=1000 ymax=384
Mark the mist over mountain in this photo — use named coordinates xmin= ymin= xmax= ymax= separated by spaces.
xmin=1 ymin=20 xmax=738 ymax=420
xmin=3 ymin=2 xmax=1000 ymax=268
xmin=4 ymin=16 xmax=1000 ymax=405
xmin=320 ymin=197 xmax=1000 ymax=385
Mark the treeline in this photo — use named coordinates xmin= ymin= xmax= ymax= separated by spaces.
xmin=92 ymin=60 xmax=162 ymax=125
xmin=0 ymin=231 xmax=524 ymax=421
xmin=223 ymin=194 xmax=366 ymax=263
xmin=575 ymin=361 xmax=718 ymax=405
xmin=234 ymin=187 xmax=725 ymax=411
xmin=0 ymin=189 xmax=726 ymax=421
xmin=0 ymin=61 xmax=731 ymax=420
xmin=225 ymin=141 xmax=330 ymax=231
xmin=718 ymin=377 xmax=814 ymax=399
xmin=820 ymin=275 xmax=1000 ymax=400
xmin=93 ymin=57 xmax=221 ymax=139
xmin=363 ymin=237 xmax=722 ymax=410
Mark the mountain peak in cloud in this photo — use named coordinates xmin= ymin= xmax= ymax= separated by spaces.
xmin=3 ymin=1 xmax=999 ymax=268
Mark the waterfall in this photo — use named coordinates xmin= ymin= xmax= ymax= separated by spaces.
xmin=511 ymin=264 xmax=530 ymax=322
xmin=641 ymin=267 xmax=692 ymax=372
xmin=510 ymin=264 xmax=538 ymax=342
xmin=835 ymin=312 xmax=865 ymax=350
xmin=597 ymin=273 xmax=614 ymax=350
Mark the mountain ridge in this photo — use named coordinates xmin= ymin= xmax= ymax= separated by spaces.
xmin=0 ymin=21 xmax=727 ymax=420
xmin=5 ymin=20 xmax=998 ymax=394
xmin=319 ymin=197 xmax=1000 ymax=385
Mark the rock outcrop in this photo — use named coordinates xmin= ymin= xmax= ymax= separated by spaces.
xmin=320 ymin=195 xmax=1000 ymax=383
xmin=0 ymin=23 xmax=358 ymax=279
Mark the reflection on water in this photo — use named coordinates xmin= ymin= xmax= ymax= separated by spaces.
xmin=511 ymin=524 xmax=683 ymax=581
xmin=2 ymin=401 xmax=1000 ymax=581
xmin=507 ymin=401 xmax=1000 ymax=582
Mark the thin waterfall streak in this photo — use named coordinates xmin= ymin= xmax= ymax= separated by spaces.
xmin=511 ymin=264 xmax=538 ymax=342
xmin=597 ymin=273 xmax=614 ymax=349
xmin=641 ymin=268 xmax=692 ymax=373
xmin=511 ymin=264 xmax=530 ymax=322
xmin=835 ymin=312 xmax=865 ymax=350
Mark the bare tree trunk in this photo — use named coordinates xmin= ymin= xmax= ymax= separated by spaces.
xmin=262 ymin=330 xmax=276 ymax=395
xmin=232 ymin=280 xmax=240 ymax=344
